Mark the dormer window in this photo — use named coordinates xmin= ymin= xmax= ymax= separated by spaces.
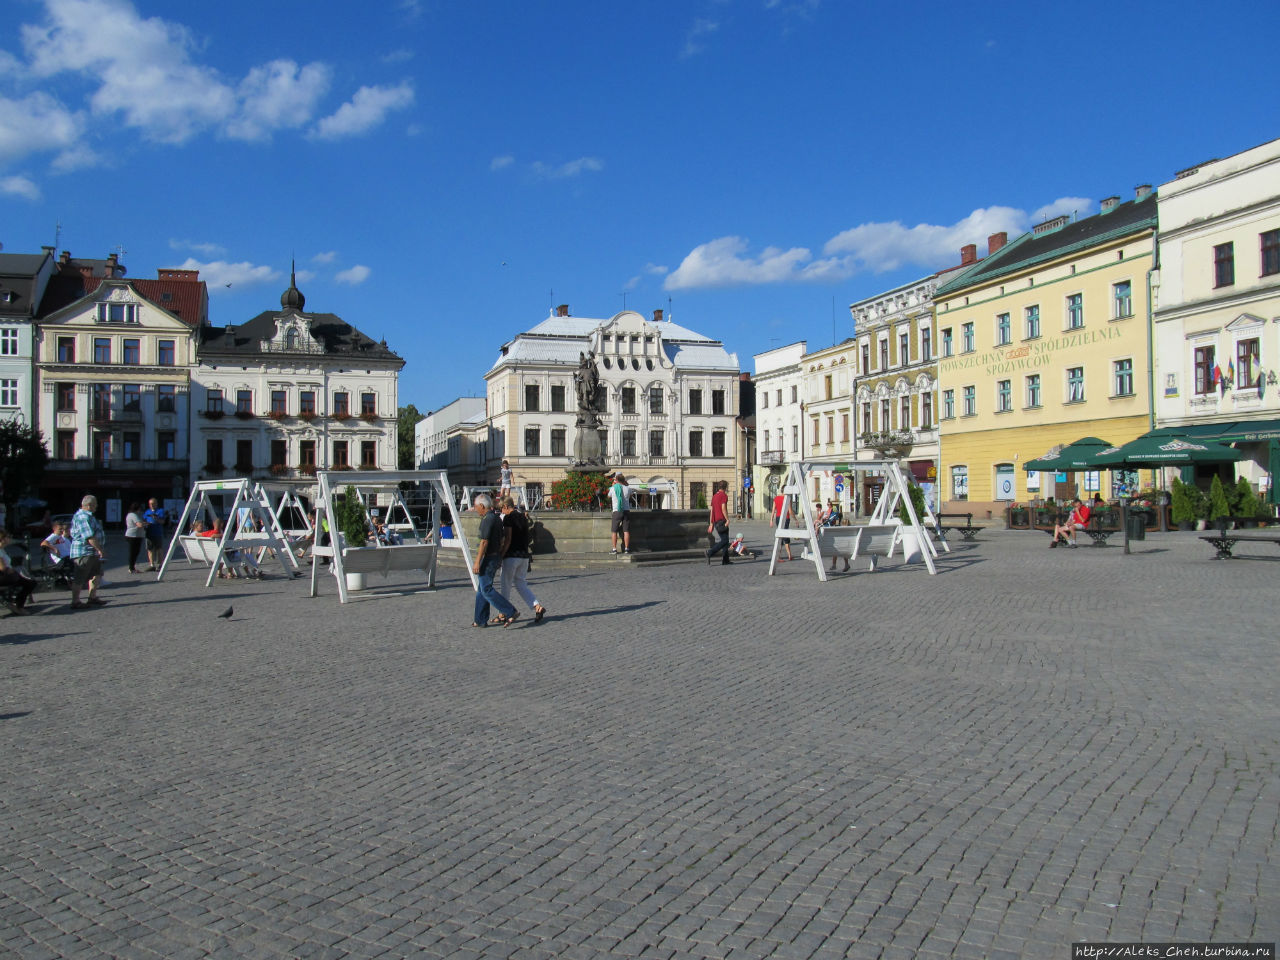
xmin=286 ymin=329 xmax=298 ymax=350
xmin=96 ymin=302 xmax=137 ymax=323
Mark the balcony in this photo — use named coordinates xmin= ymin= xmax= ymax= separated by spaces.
xmin=758 ymin=451 xmax=787 ymax=465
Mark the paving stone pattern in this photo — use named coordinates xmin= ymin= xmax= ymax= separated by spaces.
xmin=1 ymin=528 xmax=1276 ymax=958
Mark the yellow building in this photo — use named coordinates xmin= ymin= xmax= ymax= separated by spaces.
xmin=935 ymin=191 xmax=1158 ymax=515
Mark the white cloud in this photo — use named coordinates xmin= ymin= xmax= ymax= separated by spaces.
xmin=335 ymin=264 xmax=371 ymax=285
xmin=665 ymin=236 xmax=826 ymax=291
xmin=0 ymin=91 xmax=84 ymax=164
xmin=312 ymin=250 xmax=338 ymax=264
xmin=490 ymin=154 xmax=515 ymax=171
xmin=294 ymin=269 xmax=316 ymax=284
xmin=226 ymin=59 xmax=331 ymax=141
xmin=178 ymin=257 xmax=280 ymax=293
xmin=531 ymin=156 xmax=603 ymax=179
xmin=822 ymin=206 xmax=1027 ymax=274
xmin=382 ymin=49 xmax=415 ymax=64
xmin=645 ymin=263 xmax=669 ymax=275
xmin=169 ymin=238 xmax=227 ymax=257
xmin=50 ymin=142 xmax=99 ymax=172
xmin=1032 ymin=196 xmax=1093 ymax=221
xmin=681 ymin=18 xmax=719 ymax=59
xmin=1 ymin=175 xmax=41 ymax=201
xmin=311 ymin=82 xmax=414 ymax=140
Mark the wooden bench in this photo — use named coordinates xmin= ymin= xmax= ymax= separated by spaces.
xmin=178 ymin=535 xmax=221 ymax=565
xmin=934 ymin=512 xmax=979 ymax=542
xmin=808 ymin=524 xmax=897 ymax=572
xmin=337 ymin=543 xmax=438 ymax=578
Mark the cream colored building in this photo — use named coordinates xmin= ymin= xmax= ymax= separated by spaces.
xmin=751 ymin=341 xmax=806 ymax=516
xmin=485 ymin=305 xmax=740 ymax=509
xmin=936 ymin=192 xmax=1158 ymax=514
xmin=801 ymin=338 xmax=858 ymax=510
xmin=1152 ymin=136 xmax=1280 ymax=494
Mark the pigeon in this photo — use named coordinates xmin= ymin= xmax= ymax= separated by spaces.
xmin=218 ymin=606 xmax=233 ymax=620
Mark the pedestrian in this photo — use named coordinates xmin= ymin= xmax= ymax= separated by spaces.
xmin=609 ymin=472 xmax=632 ymax=555
xmin=124 ymin=501 xmax=147 ymax=573
xmin=470 ymin=493 xmax=518 ymax=627
xmin=706 ymin=480 xmax=732 ymax=565
xmin=0 ymin=529 xmax=37 ymax=614
xmin=69 ymin=494 xmax=108 ymax=609
xmin=498 ymin=496 xmax=546 ymax=624
xmin=498 ymin=459 xmax=513 ymax=502
xmin=772 ymin=492 xmax=793 ymax=561
xmin=141 ymin=497 xmax=168 ymax=571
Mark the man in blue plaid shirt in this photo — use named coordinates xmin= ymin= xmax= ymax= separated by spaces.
xmin=69 ymin=495 xmax=107 ymax=609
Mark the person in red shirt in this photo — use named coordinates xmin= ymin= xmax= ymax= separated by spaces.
xmin=706 ymin=480 xmax=733 ymax=565
xmin=772 ymin=493 xmax=792 ymax=561
xmin=1052 ymin=498 xmax=1091 ymax=547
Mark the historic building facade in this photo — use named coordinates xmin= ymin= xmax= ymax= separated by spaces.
xmin=1152 ymin=136 xmax=1280 ymax=495
xmin=936 ymin=193 xmax=1158 ymax=514
xmin=485 ymin=305 xmax=740 ymax=509
xmin=190 ymin=273 xmax=403 ymax=484
xmin=751 ymin=341 xmax=806 ymax=517
xmin=0 ymin=250 xmax=55 ymax=429
xmin=801 ymin=338 xmax=858 ymax=510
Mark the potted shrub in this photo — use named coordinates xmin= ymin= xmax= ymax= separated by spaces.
xmin=1185 ymin=484 xmax=1209 ymax=530
xmin=1208 ymin=475 xmax=1231 ymax=528
xmin=1233 ymin=478 xmax=1260 ymax=527
xmin=336 ymin=485 xmax=371 ymax=590
xmin=895 ymin=483 xmax=929 ymax=562
xmin=1170 ymin=478 xmax=1195 ymax=531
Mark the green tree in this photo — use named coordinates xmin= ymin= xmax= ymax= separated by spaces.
xmin=0 ymin=419 xmax=49 ymax=530
xmin=897 ymin=483 xmax=928 ymax=524
xmin=397 ymin=404 xmax=425 ymax=469
xmin=1208 ymin=475 xmax=1231 ymax=521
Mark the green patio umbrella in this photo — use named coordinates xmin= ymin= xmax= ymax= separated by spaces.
xmin=1023 ymin=436 xmax=1113 ymax=472
xmin=1092 ymin=435 xmax=1245 ymax=468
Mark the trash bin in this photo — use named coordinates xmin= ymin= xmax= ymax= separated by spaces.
xmin=1125 ymin=512 xmax=1146 ymax=541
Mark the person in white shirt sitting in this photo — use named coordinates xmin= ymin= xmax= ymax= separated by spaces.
xmin=40 ymin=521 xmax=75 ymax=583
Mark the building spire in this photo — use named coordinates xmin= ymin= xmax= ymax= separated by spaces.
xmin=280 ymin=258 xmax=305 ymax=311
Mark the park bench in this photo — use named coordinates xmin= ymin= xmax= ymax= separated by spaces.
xmin=933 ymin=512 xmax=980 ymax=542
xmin=1199 ymin=517 xmax=1280 ymax=559
xmin=806 ymin=524 xmax=897 ymax=572
xmin=336 ymin=543 xmax=437 ymax=578
xmin=1084 ymin=515 xmax=1114 ymax=547
xmin=178 ymin=534 xmax=221 ymax=565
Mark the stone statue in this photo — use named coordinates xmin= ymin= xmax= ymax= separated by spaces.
xmin=571 ymin=351 xmax=605 ymax=468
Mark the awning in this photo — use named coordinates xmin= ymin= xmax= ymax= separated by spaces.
xmin=1149 ymin=419 xmax=1280 ymax=443
xmin=1023 ymin=436 xmax=1112 ymax=472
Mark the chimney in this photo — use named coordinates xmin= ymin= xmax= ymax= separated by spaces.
xmin=1100 ymin=196 xmax=1121 ymax=214
xmin=58 ymin=250 xmax=71 ymax=268
xmin=987 ymin=232 xmax=1007 ymax=256
xmin=1135 ymin=184 xmax=1152 ymax=201
xmin=960 ymin=244 xmax=977 ymax=266
xmin=556 ymin=304 xmax=569 ymax=317
xmin=158 ymin=268 xmax=200 ymax=281
xmin=1033 ymin=215 xmax=1071 ymax=236
xmin=104 ymin=253 xmax=119 ymax=278
xmin=653 ymin=308 xmax=663 ymax=323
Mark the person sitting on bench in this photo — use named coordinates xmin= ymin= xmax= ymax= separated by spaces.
xmin=1051 ymin=498 xmax=1090 ymax=548
xmin=40 ymin=520 xmax=75 ymax=583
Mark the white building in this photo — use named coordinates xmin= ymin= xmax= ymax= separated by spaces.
xmin=414 ymin=396 xmax=487 ymax=468
xmin=1153 ymin=136 xmax=1280 ymax=493
xmin=190 ymin=273 xmax=403 ymax=485
xmin=485 ymin=305 xmax=740 ymax=509
xmin=751 ymin=341 xmax=806 ymax=516
xmin=0 ymin=250 xmax=55 ymax=430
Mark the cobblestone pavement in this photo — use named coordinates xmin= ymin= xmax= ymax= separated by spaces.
xmin=2 ymin=528 xmax=1276 ymax=959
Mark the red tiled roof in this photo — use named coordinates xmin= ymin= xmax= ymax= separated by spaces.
xmin=130 ymin=277 xmax=208 ymax=327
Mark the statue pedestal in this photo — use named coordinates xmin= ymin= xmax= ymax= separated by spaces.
xmin=572 ymin=419 xmax=605 ymax=471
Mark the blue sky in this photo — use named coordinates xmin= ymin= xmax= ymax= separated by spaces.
xmin=2 ymin=0 xmax=1278 ymax=413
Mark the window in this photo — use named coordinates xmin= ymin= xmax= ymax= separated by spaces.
xmin=1026 ymin=374 xmax=1041 ymax=408
xmin=361 ymin=440 xmax=377 ymax=468
xmin=1025 ymin=305 xmax=1040 ymax=339
xmin=825 ymin=416 xmax=834 ymax=443
xmin=91 ymin=384 xmax=111 ymax=420
xmin=880 ymin=398 xmax=891 ymax=429
xmin=1238 ymin=338 xmax=1260 ymax=389
xmin=0 ymin=329 xmax=17 ymax=355
xmin=713 ymin=389 xmax=726 ymax=415
xmin=942 ymin=390 xmax=954 ymax=419
xmin=122 ymin=383 xmax=141 ymax=412
xmin=760 ymin=392 xmax=768 ymax=409
xmin=550 ymin=429 xmax=566 ymax=457
xmin=98 ymin=302 xmax=136 ymax=323
xmin=841 ymin=413 xmax=849 ymax=442
xmin=621 ymin=429 xmax=636 ymax=456
xmin=57 ymin=336 xmax=75 ymax=363
xmin=689 ymin=430 xmax=703 ymax=456
xmin=824 ymin=375 xmax=833 ymax=400
xmin=236 ymin=389 xmax=253 ymax=414
xmin=300 ymin=440 xmax=316 ymax=467
xmin=1067 ymin=366 xmax=1085 ymax=403
xmin=996 ymin=379 xmax=1011 ymax=412
xmin=900 ymin=395 xmax=911 ymax=428
xmin=57 ymin=383 xmax=75 ymax=411
xmin=94 ymin=433 xmax=111 ymax=462
xmin=921 ymin=394 xmax=932 ymax=428
xmin=809 ymin=418 xmax=819 ymax=449
xmin=235 ymin=439 xmax=253 ymax=471
xmin=1113 ymin=281 xmax=1132 ymax=318
xmin=123 ymin=338 xmax=140 ymax=365
xmin=1214 ymin=242 xmax=1235 ymax=288
xmin=648 ymin=430 xmax=664 ymax=457
xmin=333 ymin=392 xmax=349 ymax=416
xmin=57 ymin=430 xmax=75 ymax=459
xmin=621 ymin=387 xmax=636 ymax=414
xmin=941 ymin=328 xmax=953 ymax=357
xmin=122 ymin=432 xmax=140 ymax=461
xmin=689 ymin=388 xmax=702 ymax=415
xmin=899 ymin=331 xmax=910 ymax=365
xmin=775 ymin=389 xmax=782 ymax=406
xmin=921 ymin=328 xmax=932 ymax=361
xmin=524 ymin=427 xmax=540 ymax=456
xmin=790 ymin=425 xmax=798 ymax=452
xmin=1194 ymin=345 xmax=1216 ymax=394
xmin=93 ymin=337 xmax=111 ymax=364
xmin=962 ymin=323 xmax=974 ymax=353
xmin=996 ymin=313 xmax=1011 ymax=345
xmin=332 ymin=440 xmax=349 ymax=468
xmin=879 ymin=340 xmax=889 ymax=369
xmin=861 ymin=344 xmax=870 ymax=373
xmin=1113 ymin=358 xmax=1134 ymax=397
xmin=862 ymin=402 xmax=872 ymax=434
xmin=158 ymin=339 xmax=175 ymax=366
xmin=206 ymin=438 xmax=224 ymax=469
xmin=962 ymin=385 xmax=976 ymax=416
xmin=300 ymin=391 xmax=316 ymax=416
xmin=271 ymin=389 xmax=287 ymax=414
xmin=551 ymin=385 xmax=566 ymax=412
xmin=207 ymin=388 xmax=224 ymax=414
xmin=1066 ymin=294 xmax=1084 ymax=329
xmin=0 ymin=379 xmax=16 ymax=406
xmin=790 ymin=385 xmax=797 ymax=404
xmin=1263 ymin=229 xmax=1280 ymax=277
xmin=361 ymin=393 xmax=376 ymax=416
xmin=951 ymin=465 xmax=968 ymax=501
xmin=649 ymin=387 xmax=664 ymax=415
xmin=158 ymin=431 xmax=176 ymax=460
xmin=690 ymin=481 xmax=706 ymax=508
xmin=711 ymin=430 xmax=726 ymax=457
xmin=271 ymin=439 xmax=287 ymax=467
xmin=524 ymin=384 xmax=540 ymax=411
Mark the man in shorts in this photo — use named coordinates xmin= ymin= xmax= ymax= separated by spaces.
xmin=609 ymin=472 xmax=632 ymax=555
xmin=69 ymin=495 xmax=107 ymax=609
